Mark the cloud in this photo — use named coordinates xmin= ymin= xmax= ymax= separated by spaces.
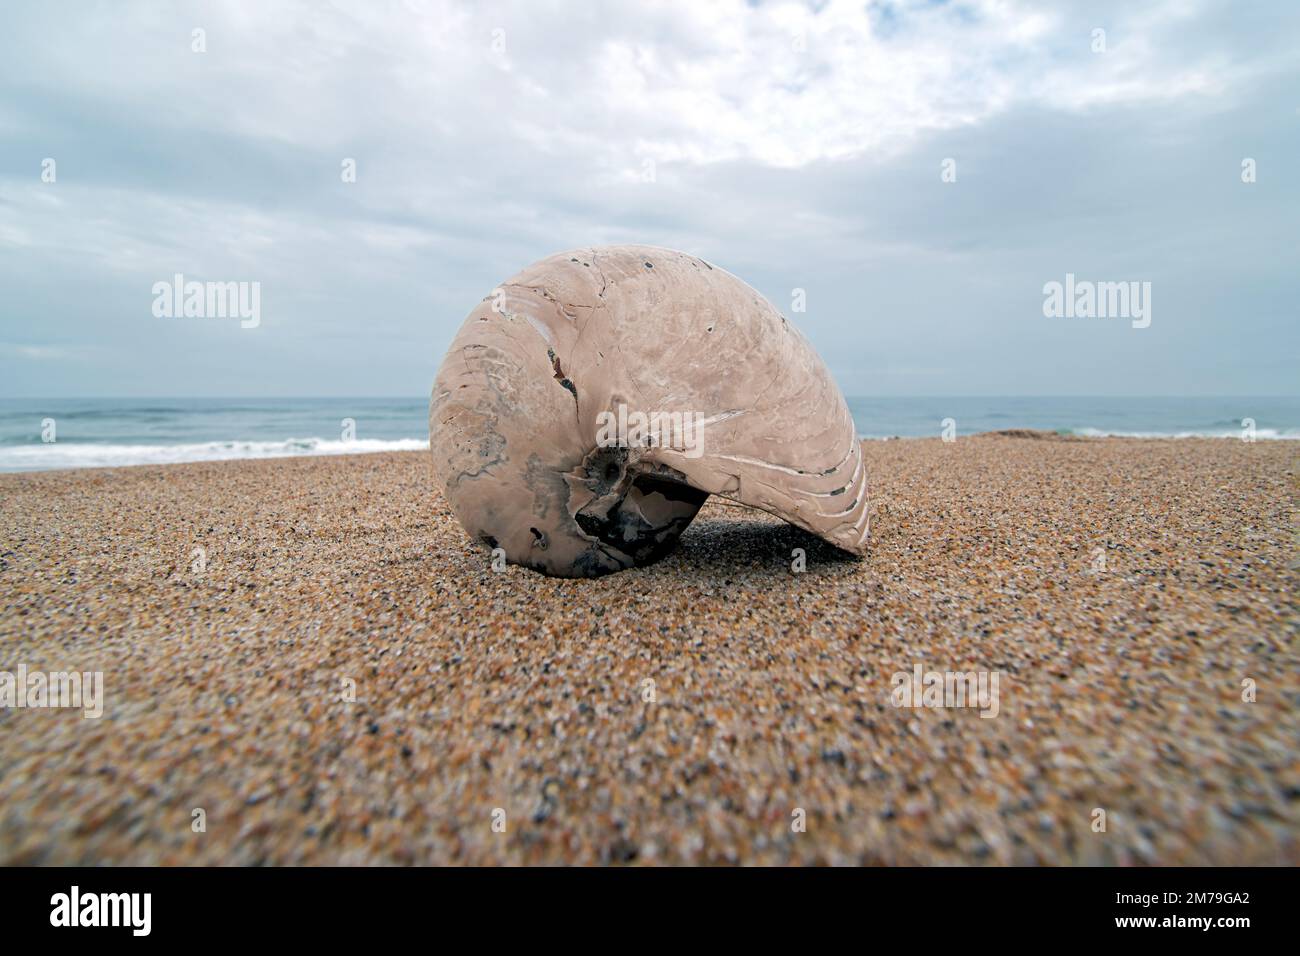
xmin=0 ymin=343 xmax=93 ymax=361
xmin=0 ymin=0 xmax=1296 ymax=396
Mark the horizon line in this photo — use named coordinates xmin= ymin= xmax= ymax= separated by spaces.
xmin=2 ymin=394 xmax=1299 ymax=402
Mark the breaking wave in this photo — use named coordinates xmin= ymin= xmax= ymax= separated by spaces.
xmin=0 ymin=437 xmax=429 ymax=472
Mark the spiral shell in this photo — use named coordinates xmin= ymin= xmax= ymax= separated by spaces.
xmin=430 ymin=245 xmax=868 ymax=577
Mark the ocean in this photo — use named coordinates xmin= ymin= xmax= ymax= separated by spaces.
xmin=0 ymin=396 xmax=1296 ymax=473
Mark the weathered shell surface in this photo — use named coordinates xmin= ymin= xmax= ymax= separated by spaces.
xmin=430 ymin=245 xmax=868 ymax=577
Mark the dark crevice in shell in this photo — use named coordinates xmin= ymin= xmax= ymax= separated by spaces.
xmin=573 ymin=473 xmax=708 ymax=567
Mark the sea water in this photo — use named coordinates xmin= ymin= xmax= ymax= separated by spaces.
xmin=0 ymin=396 xmax=1295 ymax=473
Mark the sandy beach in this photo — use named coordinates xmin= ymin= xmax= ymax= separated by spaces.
xmin=0 ymin=434 xmax=1296 ymax=865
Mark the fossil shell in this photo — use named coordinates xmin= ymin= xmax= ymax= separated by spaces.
xmin=429 ymin=245 xmax=868 ymax=577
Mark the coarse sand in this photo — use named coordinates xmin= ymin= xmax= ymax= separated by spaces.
xmin=0 ymin=434 xmax=1296 ymax=864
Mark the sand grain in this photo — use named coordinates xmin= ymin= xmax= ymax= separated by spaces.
xmin=0 ymin=436 xmax=1296 ymax=864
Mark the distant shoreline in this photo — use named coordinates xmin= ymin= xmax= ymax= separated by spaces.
xmin=4 ymin=395 xmax=1297 ymax=472
xmin=0 ymin=430 xmax=1296 ymax=476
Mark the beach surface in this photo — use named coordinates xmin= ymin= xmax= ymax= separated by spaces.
xmin=1 ymin=435 xmax=1296 ymax=865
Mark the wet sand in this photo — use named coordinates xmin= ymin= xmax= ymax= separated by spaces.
xmin=0 ymin=434 xmax=1296 ymax=864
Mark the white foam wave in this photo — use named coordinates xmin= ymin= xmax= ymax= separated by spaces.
xmin=0 ymin=437 xmax=429 ymax=472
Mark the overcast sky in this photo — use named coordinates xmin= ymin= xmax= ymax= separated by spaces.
xmin=0 ymin=0 xmax=1296 ymax=397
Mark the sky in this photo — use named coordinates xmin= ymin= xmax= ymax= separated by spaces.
xmin=0 ymin=0 xmax=1296 ymax=397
